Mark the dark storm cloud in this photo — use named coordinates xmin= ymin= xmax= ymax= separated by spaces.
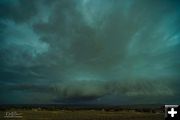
xmin=0 ymin=0 xmax=54 ymax=23
xmin=0 ymin=0 xmax=37 ymax=23
xmin=0 ymin=0 xmax=180 ymax=104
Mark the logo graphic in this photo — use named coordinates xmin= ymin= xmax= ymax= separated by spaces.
xmin=4 ymin=111 xmax=23 ymax=119
xmin=165 ymin=105 xmax=179 ymax=120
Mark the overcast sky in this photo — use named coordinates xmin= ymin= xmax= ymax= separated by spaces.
xmin=0 ymin=0 xmax=180 ymax=104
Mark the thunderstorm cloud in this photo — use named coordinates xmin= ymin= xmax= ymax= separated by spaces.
xmin=0 ymin=0 xmax=180 ymax=104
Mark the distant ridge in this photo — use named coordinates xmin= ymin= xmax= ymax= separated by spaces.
xmin=0 ymin=103 xmax=164 ymax=111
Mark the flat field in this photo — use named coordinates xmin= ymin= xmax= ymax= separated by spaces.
xmin=0 ymin=110 xmax=164 ymax=120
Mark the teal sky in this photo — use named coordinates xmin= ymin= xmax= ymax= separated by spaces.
xmin=0 ymin=0 xmax=180 ymax=104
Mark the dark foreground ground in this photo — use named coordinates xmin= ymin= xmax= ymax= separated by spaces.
xmin=0 ymin=110 xmax=164 ymax=120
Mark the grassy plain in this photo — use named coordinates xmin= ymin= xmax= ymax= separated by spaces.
xmin=0 ymin=109 xmax=163 ymax=120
